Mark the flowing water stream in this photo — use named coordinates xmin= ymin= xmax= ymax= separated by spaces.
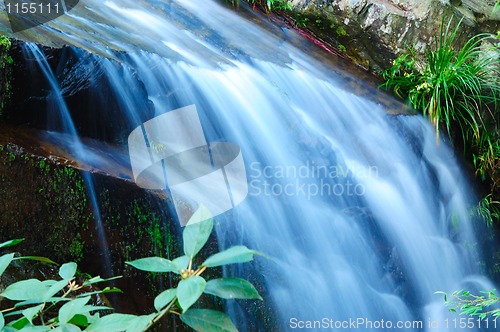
xmin=2 ymin=0 xmax=497 ymax=331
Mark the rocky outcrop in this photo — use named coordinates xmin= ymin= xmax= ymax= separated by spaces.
xmin=290 ymin=0 xmax=500 ymax=71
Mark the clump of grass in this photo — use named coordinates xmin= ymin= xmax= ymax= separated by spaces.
xmin=382 ymin=18 xmax=500 ymax=225
xmin=382 ymin=18 xmax=499 ymax=143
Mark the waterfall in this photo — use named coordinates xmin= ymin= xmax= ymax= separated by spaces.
xmin=10 ymin=0 xmax=497 ymax=330
xmin=22 ymin=43 xmax=112 ymax=277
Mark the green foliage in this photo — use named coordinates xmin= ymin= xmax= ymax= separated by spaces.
xmin=436 ymin=290 xmax=500 ymax=318
xmin=471 ymin=195 xmax=500 ymax=228
xmin=0 ymin=240 xmax=121 ymax=331
xmin=0 ymin=206 xmax=264 ymax=331
xmin=125 ymin=205 xmax=264 ymax=331
xmin=494 ymin=2 xmax=500 ymax=14
xmin=227 ymin=0 xmax=293 ymax=12
xmin=0 ymin=35 xmax=13 ymax=115
xmin=382 ymin=19 xmax=499 ymax=141
xmin=382 ymin=18 xmax=500 ymax=226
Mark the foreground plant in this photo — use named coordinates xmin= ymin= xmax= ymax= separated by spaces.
xmin=0 ymin=206 xmax=264 ymax=331
xmin=436 ymin=290 xmax=500 ymax=318
xmin=125 ymin=205 xmax=263 ymax=331
xmin=0 ymin=239 xmax=122 ymax=330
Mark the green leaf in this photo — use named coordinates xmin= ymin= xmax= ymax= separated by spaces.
xmin=82 ymin=275 xmax=122 ymax=286
xmin=68 ymin=314 xmax=89 ymax=327
xmin=0 ymin=253 xmax=15 ymax=278
xmin=13 ymin=256 xmax=57 ymax=265
xmin=59 ymin=262 xmax=77 ymax=280
xmin=52 ymin=324 xmax=82 ymax=332
xmin=180 ymin=309 xmax=238 ymax=332
xmin=0 ymin=312 xmax=4 ymax=330
xmin=202 ymin=246 xmax=260 ymax=268
xmin=76 ymin=287 xmax=123 ymax=297
xmin=177 ymin=276 xmax=206 ymax=312
xmin=43 ymin=279 xmax=69 ymax=301
xmin=2 ymin=279 xmax=48 ymax=301
xmin=17 ymin=325 xmax=50 ymax=331
xmin=126 ymin=257 xmax=177 ymax=273
xmin=15 ymin=297 xmax=71 ymax=307
xmin=186 ymin=204 xmax=213 ymax=226
xmin=9 ymin=317 xmax=29 ymax=330
xmin=86 ymin=313 xmax=155 ymax=332
xmin=183 ymin=206 xmax=214 ymax=259
xmin=154 ymin=288 xmax=177 ymax=312
xmin=58 ymin=296 xmax=91 ymax=324
xmin=0 ymin=239 xmax=24 ymax=249
xmin=22 ymin=304 xmax=43 ymax=324
xmin=172 ymin=256 xmax=190 ymax=273
xmin=205 ymin=278 xmax=263 ymax=300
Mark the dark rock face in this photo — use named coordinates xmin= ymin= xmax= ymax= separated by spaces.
xmin=0 ymin=36 xmax=12 ymax=114
xmin=290 ymin=0 xmax=500 ymax=71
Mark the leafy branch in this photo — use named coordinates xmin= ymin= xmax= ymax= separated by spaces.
xmin=0 ymin=206 xmax=265 ymax=331
xmin=436 ymin=290 xmax=500 ymax=319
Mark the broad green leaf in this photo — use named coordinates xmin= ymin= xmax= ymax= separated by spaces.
xmin=0 ymin=253 xmax=15 ymax=278
xmin=43 ymin=279 xmax=69 ymax=301
xmin=22 ymin=304 xmax=43 ymax=324
xmin=205 ymin=278 xmax=263 ymax=300
xmin=2 ymin=279 xmax=48 ymax=301
xmin=2 ymin=279 xmax=68 ymax=303
xmin=58 ymin=296 xmax=90 ymax=324
xmin=0 ymin=312 xmax=4 ymax=330
xmin=183 ymin=206 xmax=213 ymax=259
xmin=126 ymin=257 xmax=176 ymax=272
xmin=154 ymin=288 xmax=177 ymax=312
xmin=17 ymin=325 xmax=50 ymax=331
xmin=172 ymin=255 xmax=190 ymax=273
xmin=52 ymin=324 xmax=82 ymax=332
xmin=202 ymin=246 xmax=259 ymax=268
xmin=180 ymin=309 xmax=237 ymax=332
xmin=0 ymin=239 xmax=24 ymax=249
xmin=186 ymin=204 xmax=213 ymax=226
xmin=59 ymin=262 xmax=77 ymax=280
xmin=177 ymin=276 xmax=206 ymax=312
xmin=86 ymin=313 xmax=155 ymax=332
xmin=82 ymin=275 xmax=122 ymax=286
xmin=14 ymin=256 xmax=57 ymax=265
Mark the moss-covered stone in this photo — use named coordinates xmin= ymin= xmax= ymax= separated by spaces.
xmin=0 ymin=35 xmax=13 ymax=115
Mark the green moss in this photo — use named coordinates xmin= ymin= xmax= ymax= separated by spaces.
xmin=0 ymin=144 xmax=92 ymax=262
xmin=336 ymin=26 xmax=347 ymax=37
xmin=0 ymin=35 xmax=13 ymax=116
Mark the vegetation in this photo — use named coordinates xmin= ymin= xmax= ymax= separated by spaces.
xmin=381 ymin=18 xmax=500 ymax=220
xmin=382 ymin=17 xmax=500 ymax=321
xmin=227 ymin=0 xmax=292 ymax=12
xmin=436 ymin=289 xmax=500 ymax=319
xmin=0 ymin=35 xmax=13 ymax=115
xmin=0 ymin=206 xmax=264 ymax=331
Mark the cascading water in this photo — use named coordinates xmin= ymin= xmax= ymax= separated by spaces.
xmin=5 ymin=0 xmax=498 ymax=330
xmin=21 ymin=43 xmax=112 ymax=277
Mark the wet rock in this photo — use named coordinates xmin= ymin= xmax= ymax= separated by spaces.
xmin=291 ymin=0 xmax=500 ymax=71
